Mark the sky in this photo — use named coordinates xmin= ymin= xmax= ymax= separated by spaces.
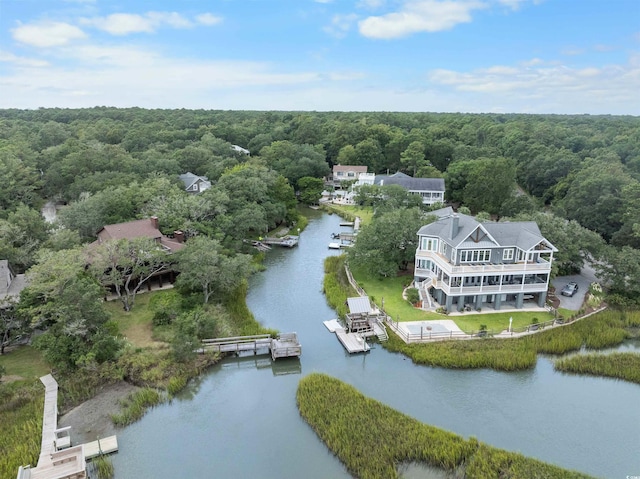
xmin=0 ymin=0 xmax=639 ymax=114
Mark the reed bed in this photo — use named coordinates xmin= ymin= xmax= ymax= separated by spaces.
xmin=92 ymin=454 xmax=115 ymax=479
xmin=0 ymin=381 xmax=43 ymax=478
xmin=555 ymin=352 xmax=640 ymax=384
xmin=297 ymin=374 xmax=593 ymax=479
xmin=386 ymin=309 xmax=639 ymax=371
xmin=323 ymin=255 xmax=358 ymax=318
xmin=111 ymin=387 xmax=162 ymax=426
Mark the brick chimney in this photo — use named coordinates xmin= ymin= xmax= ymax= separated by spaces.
xmin=150 ymin=216 xmax=159 ymax=230
xmin=173 ymin=230 xmax=185 ymax=243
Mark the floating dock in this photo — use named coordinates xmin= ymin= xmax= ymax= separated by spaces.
xmin=336 ymin=330 xmax=370 ymax=353
xmin=323 ymin=320 xmax=370 ymax=353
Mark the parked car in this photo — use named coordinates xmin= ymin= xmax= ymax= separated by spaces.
xmin=561 ymin=282 xmax=579 ymax=297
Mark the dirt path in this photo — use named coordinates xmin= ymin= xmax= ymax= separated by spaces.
xmin=58 ymin=381 xmax=140 ymax=444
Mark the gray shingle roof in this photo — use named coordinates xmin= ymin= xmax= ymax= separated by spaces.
xmin=417 ymin=213 xmax=556 ymax=251
xmin=375 ymin=172 xmax=445 ymax=192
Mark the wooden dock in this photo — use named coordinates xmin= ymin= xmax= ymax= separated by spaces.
xmin=83 ymin=436 xmax=118 ymax=460
xmin=336 ymin=329 xmax=370 ymax=353
xmin=201 ymin=333 xmax=301 ymax=360
xmin=17 ymin=374 xmax=119 ymax=479
xmin=262 ymin=235 xmax=299 ymax=247
xmin=324 ymin=320 xmax=370 ymax=353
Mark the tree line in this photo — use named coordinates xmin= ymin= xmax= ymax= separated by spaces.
xmin=1 ymin=107 xmax=639 ymax=368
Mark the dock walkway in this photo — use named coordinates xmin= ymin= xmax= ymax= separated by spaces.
xmin=201 ymin=333 xmax=301 ymax=360
xmin=17 ymin=374 xmax=119 ymax=479
xmin=262 ymin=235 xmax=299 ymax=247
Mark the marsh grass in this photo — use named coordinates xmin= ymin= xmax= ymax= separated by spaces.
xmin=92 ymin=454 xmax=115 ymax=479
xmin=111 ymin=387 xmax=162 ymax=427
xmin=389 ymin=309 xmax=639 ymax=371
xmin=323 ymin=256 xmax=358 ymax=317
xmin=297 ymin=374 xmax=593 ymax=479
xmin=0 ymin=381 xmax=43 ymax=478
xmin=325 ymin=258 xmax=640 ymax=371
xmin=555 ymin=352 xmax=640 ymax=384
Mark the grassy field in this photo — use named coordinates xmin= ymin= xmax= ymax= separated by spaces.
xmin=104 ymin=291 xmax=170 ymax=349
xmin=321 ymin=203 xmax=373 ymax=225
xmin=0 ymin=346 xmax=50 ymax=380
xmin=297 ymin=374 xmax=593 ymax=479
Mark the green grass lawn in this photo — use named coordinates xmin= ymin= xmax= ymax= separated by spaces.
xmin=323 ymin=204 xmax=373 ymax=225
xmin=0 ymin=346 xmax=50 ymax=380
xmin=105 ymin=291 xmax=170 ymax=349
xmin=350 ymin=266 xmax=553 ymax=332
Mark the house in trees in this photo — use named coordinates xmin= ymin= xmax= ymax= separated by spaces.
xmin=331 ymin=165 xmax=369 ymax=188
xmin=90 ymin=216 xmax=185 ymax=292
xmin=414 ymin=209 xmax=556 ymax=312
xmin=374 ymin=172 xmax=445 ymax=205
xmin=94 ymin=216 xmax=185 ymax=252
xmin=179 ymin=172 xmax=212 ymax=194
xmin=231 ymin=144 xmax=250 ymax=155
xmin=0 ymin=260 xmax=27 ymax=307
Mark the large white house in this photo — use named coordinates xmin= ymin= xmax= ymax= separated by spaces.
xmin=414 ymin=209 xmax=556 ymax=312
xmin=374 ymin=172 xmax=445 ymax=205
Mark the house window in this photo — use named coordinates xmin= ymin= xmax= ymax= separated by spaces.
xmin=503 ymin=248 xmax=514 ymax=261
xmin=421 ymin=237 xmax=438 ymax=251
xmin=439 ymin=241 xmax=446 ymax=255
xmin=460 ymin=250 xmax=491 ymax=262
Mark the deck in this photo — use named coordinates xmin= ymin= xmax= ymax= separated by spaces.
xmin=262 ymin=235 xmax=299 ymax=247
xmin=17 ymin=374 xmax=119 ymax=479
xmin=201 ymin=333 xmax=302 ymax=360
xmin=336 ymin=329 xmax=370 ymax=353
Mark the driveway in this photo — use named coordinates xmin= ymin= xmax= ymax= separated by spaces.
xmin=551 ymin=265 xmax=597 ymax=311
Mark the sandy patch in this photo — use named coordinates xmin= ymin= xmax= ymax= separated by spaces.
xmin=58 ymin=381 xmax=140 ymax=444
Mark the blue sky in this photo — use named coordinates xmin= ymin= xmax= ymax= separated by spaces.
xmin=0 ymin=0 xmax=638 ymax=113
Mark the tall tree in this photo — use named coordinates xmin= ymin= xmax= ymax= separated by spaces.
xmin=348 ymin=208 xmax=434 ymax=277
xmin=175 ymin=236 xmax=253 ymax=304
xmin=88 ymin=238 xmax=173 ymax=311
xmin=19 ymin=248 xmax=120 ymax=369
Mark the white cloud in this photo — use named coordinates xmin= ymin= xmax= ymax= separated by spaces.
xmin=324 ymin=14 xmax=359 ymax=38
xmin=427 ymin=58 xmax=640 ymax=112
xmin=12 ymin=21 xmax=86 ymax=47
xmin=196 ymin=13 xmax=223 ymax=26
xmin=0 ymin=50 xmax=49 ymax=67
xmin=80 ymin=11 xmax=221 ymax=35
xmin=359 ymin=0 xmax=486 ymax=39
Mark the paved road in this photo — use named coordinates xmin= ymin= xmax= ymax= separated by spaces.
xmin=551 ymin=264 xmax=598 ymax=311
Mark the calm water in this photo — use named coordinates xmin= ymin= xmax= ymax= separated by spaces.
xmin=112 ymin=211 xmax=639 ymax=479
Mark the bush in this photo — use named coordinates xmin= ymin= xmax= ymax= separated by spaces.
xmin=405 ymin=287 xmax=420 ymax=305
xmin=149 ymin=290 xmax=183 ymax=326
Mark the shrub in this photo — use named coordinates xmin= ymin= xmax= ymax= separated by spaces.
xmin=406 ymin=287 xmax=420 ymax=305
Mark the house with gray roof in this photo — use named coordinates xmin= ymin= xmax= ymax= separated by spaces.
xmin=414 ymin=212 xmax=556 ymax=312
xmin=374 ymin=172 xmax=445 ymax=205
xmin=179 ymin=172 xmax=211 ymax=194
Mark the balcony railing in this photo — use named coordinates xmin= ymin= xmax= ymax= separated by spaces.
xmin=415 ymin=251 xmax=551 ymax=274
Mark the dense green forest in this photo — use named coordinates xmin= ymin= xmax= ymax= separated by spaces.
xmin=1 ymin=107 xmax=639 ymax=289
